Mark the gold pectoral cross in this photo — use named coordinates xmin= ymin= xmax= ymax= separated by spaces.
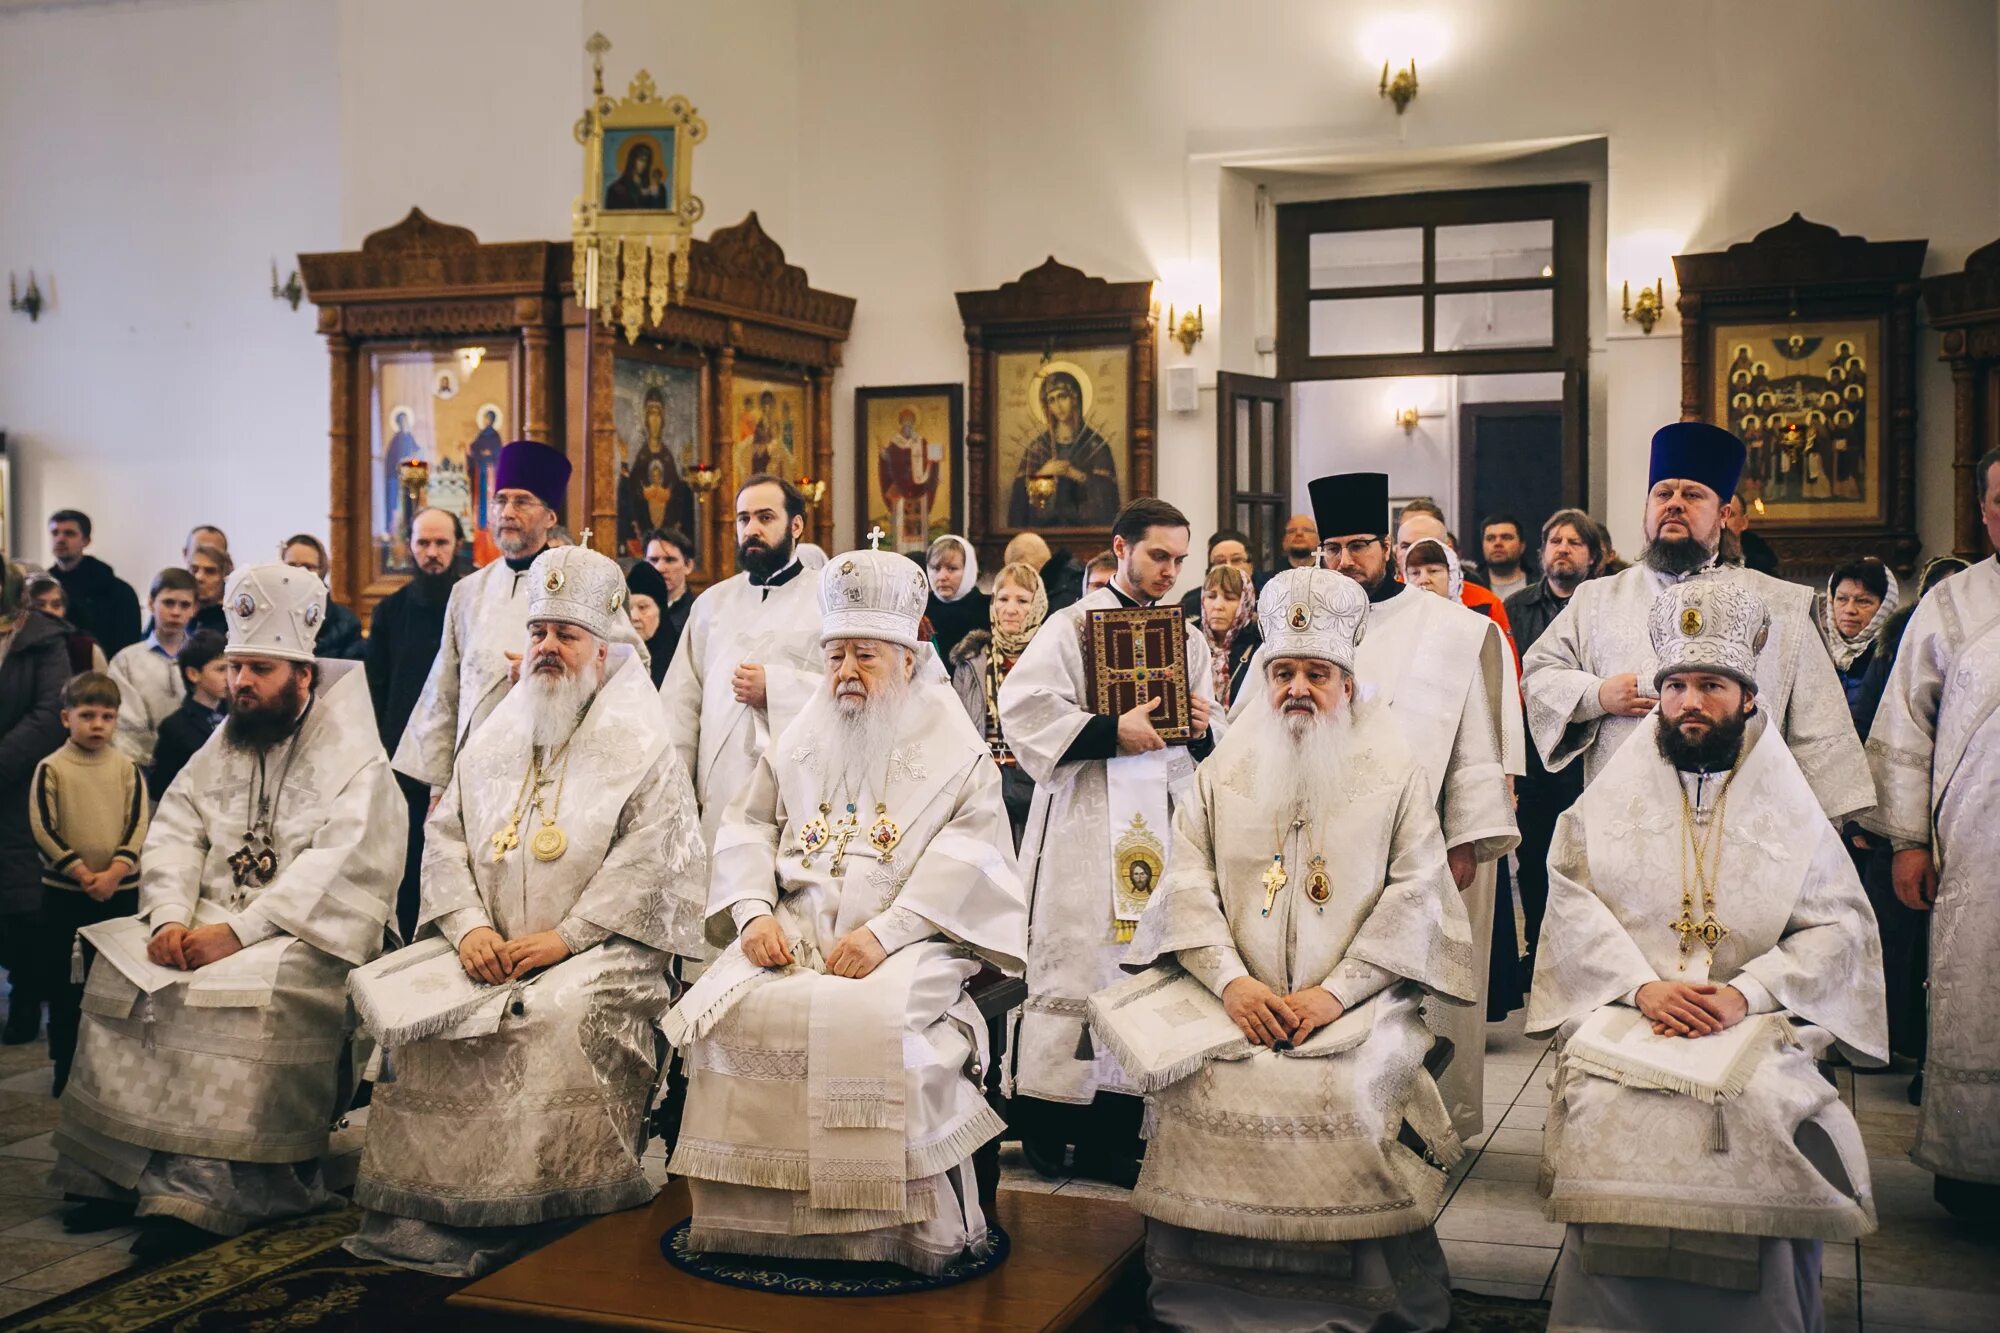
xmin=825 ymin=804 xmax=862 ymax=878
xmin=491 ymin=821 xmax=520 ymax=862
xmin=1669 ymin=906 xmax=1701 ymax=967
xmin=1261 ymin=855 xmax=1287 ymax=917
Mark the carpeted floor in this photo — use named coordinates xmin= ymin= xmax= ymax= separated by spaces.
xmin=0 ymin=1208 xmax=463 ymax=1333
xmin=0 ymin=1201 xmax=1550 ymax=1331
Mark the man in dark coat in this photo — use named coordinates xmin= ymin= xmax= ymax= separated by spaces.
xmin=364 ymin=507 xmax=463 ymax=938
xmin=46 ymin=510 xmax=141 ymax=658
xmin=1 ymin=566 xmax=75 ymax=1044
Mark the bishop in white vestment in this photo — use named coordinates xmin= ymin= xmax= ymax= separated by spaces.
xmin=996 ymin=499 xmax=1217 ymax=1180
xmin=347 ymin=546 xmax=708 ymax=1276
xmin=658 ymin=476 xmax=826 ymax=854
xmin=1522 ymin=422 xmax=1873 ymax=822
xmin=664 ymin=548 xmax=1028 ymax=1275
xmin=1095 ymin=568 xmax=1476 ymax=1332
xmin=53 ymin=565 xmax=404 ymax=1254
xmin=1530 ymin=580 xmax=1886 ymax=1333
xmin=1861 ymin=516 xmax=2000 ymax=1221
xmin=393 ymin=440 xmax=571 ymax=791
xmin=1236 ymin=473 xmax=1519 ymax=1139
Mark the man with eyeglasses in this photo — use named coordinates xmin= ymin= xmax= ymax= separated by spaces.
xmin=393 ymin=440 xmax=571 ymax=808
xmin=1234 ymin=471 xmax=1520 ymax=1144
xmin=1175 ymin=527 xmax=1259 ymax=622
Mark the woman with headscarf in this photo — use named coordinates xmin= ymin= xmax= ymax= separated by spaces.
xmin=1195 ymin=564 xmax=1260 ymax=709
xmin=1815 ymin=555 xmax=1900 ymax=724
xmin=1402 ymin=537 xmax=1528 ymax=1022
xmin=624 ymin=559 xmax=677 ymax=688
xmin=924 ymin=534 xmax=990 ymax=665
xmin=1 ymin=562 xmax=75 ymax=1045
xmin=949 ymin=561 xmax=1045 ymax=848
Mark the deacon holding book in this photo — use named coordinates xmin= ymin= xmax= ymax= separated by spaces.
xmin=997 ymin=497 xmax=1218 ymax=1185
xmin=347 ymin=545 xmax=707 ymax=1276
xmin=1522 ymin=422 xmax=1873 ymax=822
xmin=53 ymin=565 xmax=404 ymax=1256
xmin=1528 ymin=579 xmax=1886 ymax=1331
xmin=1235 ymin=472 xmax=1519 ymax=1140
xmin=1092 ymin=565 xmax=1476 ymax=1330
xmin=663 ymin=547 xmax=1027 ymax=1274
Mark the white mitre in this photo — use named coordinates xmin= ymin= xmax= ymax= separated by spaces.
xmin=819 ymin=548 xmax=929 ymax=649
xmin=224 ymin=563 xmax=328 ymax=663
xmin=527 ymin=545 xmax=626 ymax=639
xmin=1648 ymin=577 xmax=1769 ymax=691
xmin=1257 ymin=566 xmax=1368 ymax=673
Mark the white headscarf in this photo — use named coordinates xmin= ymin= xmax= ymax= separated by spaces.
xmin=1817 ymin=563 xmax=1900 ymax=671
xmin=1400 ymin=537 xmax=1464 ymax=602
xmin=926 ymin=534 xmax=980 ymax=602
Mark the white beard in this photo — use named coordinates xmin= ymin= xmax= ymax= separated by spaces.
xmin=525 ymin=655 xmax=603 ymax=751
xmin=1249 ymin=696 xmax=1357 ymax=834
xmin=793 ymin=661 xmax=914 ymax=805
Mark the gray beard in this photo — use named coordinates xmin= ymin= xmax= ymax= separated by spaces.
xmin=1249 ymin=698 xmax=1357 ymax=834
xmin=525 ymin=659 xmax=602 ymax=750
xmin=795 ymin=666 xmax=913 ymax=804
xmin=1642 ymin=534 xmax=1715 ymax=577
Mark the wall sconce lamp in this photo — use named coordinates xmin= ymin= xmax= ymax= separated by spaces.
xmin=1380 ymin=59 xmax=1418 ymax=113
xmin=685 ymin=461 xmax=720 ymax=495
xmin=271 ymin=260 xmax=303 ymax=311
xmin=9 ymin=271 xmax=44 ymax=322
xmin=1622 ymin=278 xmax=1665 ymax=334
xmin=1395 ymin=407 xmax=1421 ymax=434
xmin=1166 ymin=303 xmax=1204 ymax=354
xmin=794 ymin=476 xmax=828 ymax=506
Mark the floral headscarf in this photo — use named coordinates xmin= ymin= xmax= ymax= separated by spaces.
xmin=1200 ymin=564 xmax=1256 ymax=703
xmin=1817 ymin=561 xmax=1901 ymax=672
xmin=989 ymin=562 xmax=1047 ymax=659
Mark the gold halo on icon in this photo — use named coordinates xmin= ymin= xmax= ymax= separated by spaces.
xmin=1026 ymin=360 xmax=1094 ymax=428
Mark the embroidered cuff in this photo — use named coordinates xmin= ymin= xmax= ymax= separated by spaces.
xmin=1179 ymin=946 xmax=1247 ymax=998
xmin=730 ymin=900 xmax=775 ymax=933
xmin=229 ymin=910 xmax=278 ymax=946
xmin=555 ymin=917 xmax=611 ymax=954
xmin=1322 ymin=958 xmax=1394 ymax=1010
xmin=1730 ymin=975 xmax=1780 ymax=1014
xmin=434 ymin=907 xmax=492 ymax=950
xmin=865 ymin=906 xmax=937 ymax=955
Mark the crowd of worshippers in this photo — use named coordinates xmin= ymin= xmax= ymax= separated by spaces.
xmin=0 ymin=423 xmax=1993 ymax=1330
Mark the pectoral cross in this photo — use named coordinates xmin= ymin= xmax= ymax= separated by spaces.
xmin=491 ymin=821 xmax=519 ymax=862
xmin=866 ymin=524 xmax=887 ymax=551
xmin=1261 ymin=854 xmax=1287 ymax=917
xmin=1668 ymin=906 xmax=1700 ymax=967
xmin=228 ymin=846 xmax=258 ymax=889
xmin=825 ymin=803 xmax=862 ymax=877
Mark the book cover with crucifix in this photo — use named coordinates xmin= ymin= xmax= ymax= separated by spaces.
xmin=1081 ymin=605 xmax=1193 ymax=741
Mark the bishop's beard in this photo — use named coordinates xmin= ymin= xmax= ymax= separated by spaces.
xmin=525 ymin=654 xmax=603 ymax=750
xmin=1654 ymin=704 xmax=1750 ymax=772
xmin=223 ymin=672 xmax=308 ymax=753
xmin=1642 ymin=534 xmax=1714 ymax=577
xmin=795 ymin=661 xmax=914 ymax=804
xmin=1247 ymin=693 xmax=1358 ymax=834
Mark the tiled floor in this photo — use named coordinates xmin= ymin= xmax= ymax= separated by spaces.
xmin=0 ymin=1002 xmax=1995 ymax=1328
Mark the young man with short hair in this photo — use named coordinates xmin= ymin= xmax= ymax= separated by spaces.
xmin=108 ymin=568 xmax=200 ymax=769
xmin=47 ymin=510 xmax=141 ymax=657
xmin=999 ymin=497 xmax=1218 ymax=1185
xmin=644 ymin=526 xmax=698 ymax=672
xmin=1479 ymin=513 xmax=1534 ymax=601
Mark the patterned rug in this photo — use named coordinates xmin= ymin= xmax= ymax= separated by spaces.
xmin=659 ymin=1220 xmax=1012 ymax=1296
xmin=0 ymin=1208 xmax=463 ymax=1333
xmin=1447 ymin=1289 xmax=1551 ymax=1330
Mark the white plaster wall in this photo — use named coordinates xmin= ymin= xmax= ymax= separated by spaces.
xmin=2 ymin=0 xmax=1995 ymax=594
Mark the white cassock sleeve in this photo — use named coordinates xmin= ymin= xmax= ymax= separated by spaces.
xmin=230 ymin=756 xmax=406 ymax=964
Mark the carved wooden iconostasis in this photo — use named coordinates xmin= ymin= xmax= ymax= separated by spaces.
xmin=1922 ymin=236 xmax=2000 ymax=561
xmin=302 ymin=210 xmax=852 ymax=614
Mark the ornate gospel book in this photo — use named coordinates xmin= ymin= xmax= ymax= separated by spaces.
xmin=1082 ymin=604 xmax=1193 ymax=742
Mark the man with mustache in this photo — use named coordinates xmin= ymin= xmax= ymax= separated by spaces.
xmin=999 ymin=497 xmax=1219 ymax=1186
xmin=664 ymin=547 xmax=1027 ymax=1273
xmin=1093 ymin=566 xmax=1476 ymax=1329
xmin=348 ymin=545 xmax=706 ymax=1276
xmin=366 ymin=507 xmax=464 ymax=939
xmin=1231 ymin=471 xmax=1519 ymax=1143
xmin=1530 ymin=580 xmax=1884 ymax=1330
xmin=659 ymin=474 xmax=826 ymax=856
xmin=394 ymin=440 xmax=570 ymax=804
xmin=1522 ymin=423 xmax=1871 ymax=822
xmin=51 ymin=564 xmax=404 ymax=1257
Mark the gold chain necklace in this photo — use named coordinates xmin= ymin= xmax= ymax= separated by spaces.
xmin=796 ymin=754 xmax=902 ymax=877
xmin=490 ymin=739 xmax=574 ymax=863
xmin=1260 ymin=818 xmax=1332 ymax=917
xmin=1669 ymin=766 xmax=1739 ymax=968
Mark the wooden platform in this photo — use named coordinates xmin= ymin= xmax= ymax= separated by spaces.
xmin=448 ymin=1181 xmax=1146 ymax=1332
